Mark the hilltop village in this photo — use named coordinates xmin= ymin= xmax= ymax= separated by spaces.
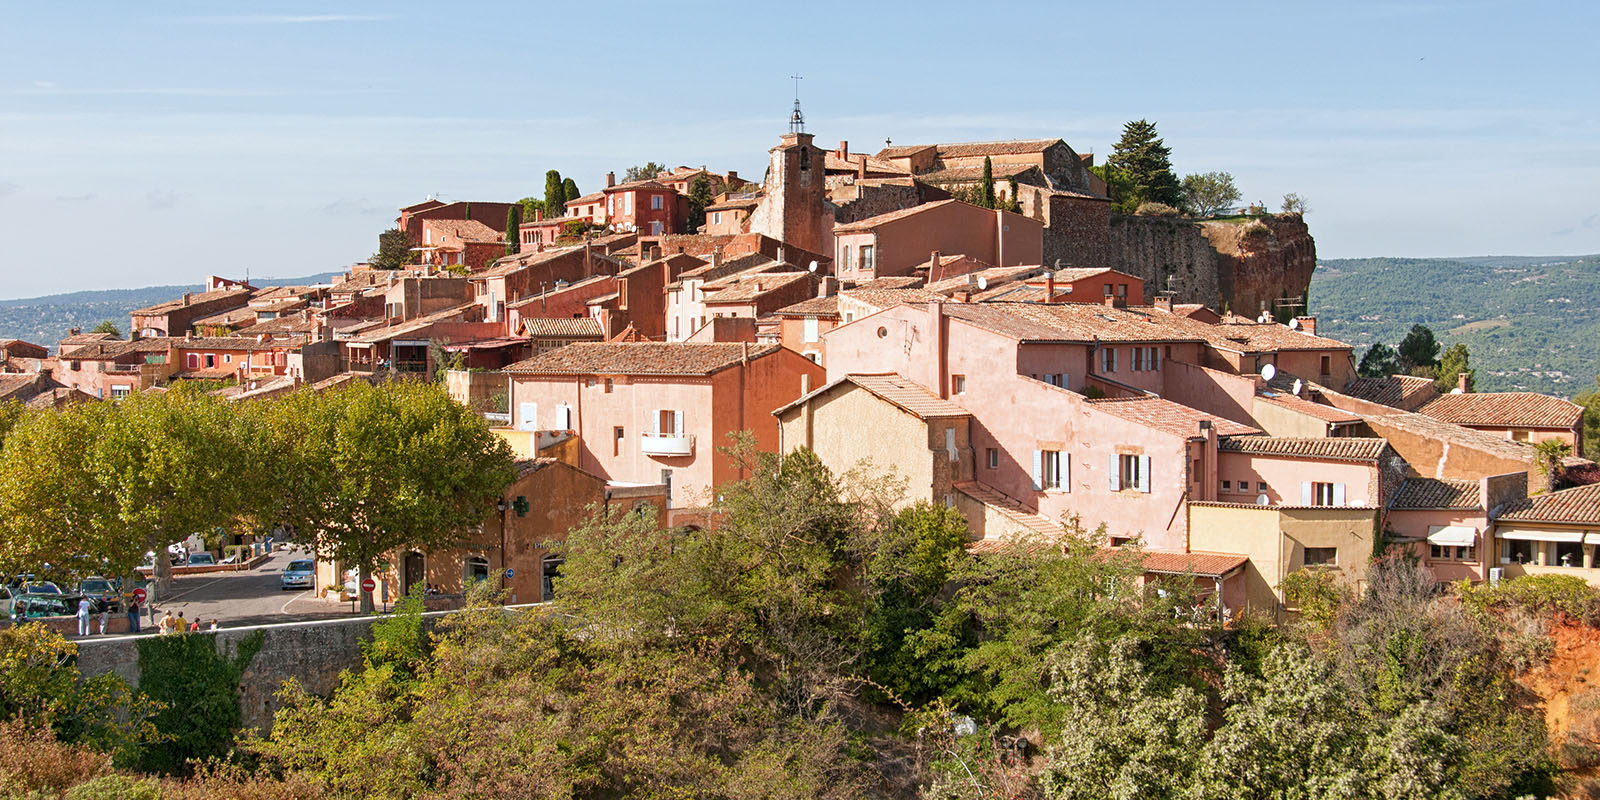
xmin=2 ymin=127 xmax=1596 ymax=616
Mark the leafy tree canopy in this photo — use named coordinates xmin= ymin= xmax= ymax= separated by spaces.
xmin=369 ymin=227 xmax=412 ymax=271
xmin=1397 ymin=323 xmax=1441 ymax=370
xmin=89 ymin=320 xmax=122 ymax=337
xmin=1181 ymin=171 xmax=1241 ymax=218
xmin=1358 ymin=342 xmax=1401 ymax=378
xmin=1435 ymin=342 xmax=1472 ymax=393
xmin=623 ymin=162 xmax=667 ymax=183
xmin=1108 ymin=119 xmax=1183 ymax=208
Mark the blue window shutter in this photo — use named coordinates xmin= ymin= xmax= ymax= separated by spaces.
xmin=1109 ymin=454 xmax=1121 ymax=491
xmin=1333 ymin=483 xmax=1346 ymax=506
xmin=1301 ymin=482 xmax=1314 ymax=505
xmin=1031 ymin=451 xmax=1043 ymax=491
xmin=1137 ymin=456 xmax=1151 ymax=493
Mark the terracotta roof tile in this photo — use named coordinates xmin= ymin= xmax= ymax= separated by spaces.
xmin=915 ymin=163 xmax=1041 ymax=183
xmin=1138 ymin=550 xmax=1250 ymax=577
xmin=1363 ymin=411 xmax=1536 ymax=462
xmin=1497 ymin=483 xmax=1600 ymax=525
xmin=925 ymin=265 xmax=1044 ymax=295
xmin=839 ymin=286 xmax=947 ymax=309
xmin=1340 ymin=375 xmax=1438 ymax=411
xmin=1255 ymin=392 xmax=1364 ymax=424
xmin=834 ymin=199 xmax=961 ymax=232
xmin=1420 ymin=392 xmax=1583 ymax=429
xmin=520 ymin=318 xmax=604 ymax=338
xmin=933 ymin=138 xmax=1064 ymax=158
xmin=423 ymin=218 xmax=504 ymax=243
xmin=1087 ymin=396 xmax=1261 ymax=438
xmin=504 ymin=342 xmax=779 ymax=376
xmin=776 ymin=373 xmax=970 ymax=421
xmin=1390 ymin=478 xmax=1481 ymax=510
xmin=1218 ymin=436 xmax=1388 ymax=462
xmin=704 ymin=272 xmax=812 ymax=304
xmin=131 ymin=287 xmax=252 ymax=315
xmin=774 ymin=295 xmax=840 ymax=317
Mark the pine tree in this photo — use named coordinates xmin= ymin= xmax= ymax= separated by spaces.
xmin=544 ymin=171 xmax=566 ymax=218
xmin=1108 ymin=119 xmax=1183 ymax=208
xmin=503 ymin=205 xmax=521 ymax=256
xmin=978 ymin=157 xmax=997 ymax=209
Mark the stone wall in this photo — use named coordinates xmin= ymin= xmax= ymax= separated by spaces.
xmin=1107 ymin=213 xmax=1316 ymax=313
xmin=1107 ymin=215 xmax=1222 ymax=305
xmin=74 ymin=611 xmax=455 ymax=734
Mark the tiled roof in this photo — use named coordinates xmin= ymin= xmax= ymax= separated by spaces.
xmin=424 ymin=218 xmax=504 ymax=243
xmin=170 ymin=335 xmax=308 ymax=351
xmin=236 ymin=314 xmax=317 ymax=337
xmin=504 ymin=342 xmax=779 ymax=376
xmin=1218 ymin=436 xmax=1388 ymax=462
xmin=131 ymin=287 xmax=251 ymax=315
xmin=344 ymin=304 xmax=477 ymax=345
xmin=58 ymin=332 xmax=119 ymax=347
xmin=940 ymin=302 xmax=1352 ymax=353
xmin=955 ymin=481 xmax=1062 ymax=538
xmin=0 ymin=373 xmax=44 ymax=400
xmin=1087 ymin=396 xmax=1261 ymax=439
xmin=1390 ymin=478 xmax=1481 ymax=510
xmin=1419 ymin=392 xmax=1583 ymax=429
xmin=823 ymin=153 xmax=909 ymax=175
xmin=925 ymin=265 xmax=1044 ymax=295
xmin=521 ymin=317 xmax=604 ymax=338
xmin=1340 ymin=375 xmax=1438 ymax=411
xmin=773 ymin=295 xmax=840 ymax=317
xmin=60 ymin=338 xmax=174 ymax=361
xmin=875 ymin=144 xmax=938 ymax=159
xmin=678 ymin=253 xmax=775 ymax=282
xmin=705 ymin=197 xmax=760 ymax=211
xmin=1139 ymin=550 xmax=1250 ymax=577
xmin=566 ymin=191 xmax=606 ymax=205
xmin=776 ymin=373 xmax=969 ymax=421
xmin=193 ymin=307 xmax=258 ymax=328
xmin=330 ymin=269 xmax=426 ymax=293
xmin=1255 ymin=392 xmax=1363 ymax=424
xmin=840 ymin=286 xmax=947 ymax=310
xmin=1362 ymin=411 xmax=1536 ymax=462
xmin=603 ymin=178 xmax=671 ymax=192
xmin=704 ymin=272 xmax=812 ymax=304
xmin=916 ymin=163 xmax=1041 ymax=184
xmin=934 ymin=138 xmax=1063 ymax=159
xmin=834 ymin=199 xmax=961 ymax=232
xmin=1497 ymin=483 xmax=1600 ymax=525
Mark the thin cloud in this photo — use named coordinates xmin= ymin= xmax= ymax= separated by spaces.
xmin=55 ymin=193 xmax=95 ymax=203
xmin=319 ymin=198 xmax=385 ymax=216
xmin=183 ymin=14 xmax=390 ymax=24
xmin=146 ymin=190 xmax=183 ymax=210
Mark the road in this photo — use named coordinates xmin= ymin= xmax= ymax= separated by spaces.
xmin=139 ymin=547 xmax=364 ymax=632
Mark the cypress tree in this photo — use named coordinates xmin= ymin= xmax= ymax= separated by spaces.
xmin=504 ymin=205 xmax=521 ymax=256
xmin=544 ymin=170 xmax=566 ymax=218
xmin=979 ymin=157 xmax=997 ymax=209
xmin=563 ymin=178 xmax=580 ymax=203
xmin=463 ymin=202 xmax=471 ymax=221
xmin=1108 ymin=119 xmax=1183 ymax=208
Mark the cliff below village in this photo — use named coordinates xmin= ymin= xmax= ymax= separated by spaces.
xmin=1109 ymin=214 xmax=1317 ymax=316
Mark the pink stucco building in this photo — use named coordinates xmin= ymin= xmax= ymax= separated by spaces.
xmin=832 ymin=200 xmax=1043 ymax=283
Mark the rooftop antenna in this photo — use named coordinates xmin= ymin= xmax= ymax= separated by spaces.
xmin=789 ymin=73 xmax=805 ymax=134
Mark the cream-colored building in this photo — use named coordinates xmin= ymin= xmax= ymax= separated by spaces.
xmin=1189 ymin=502 xmax=1380 ymax=617
xmin=1492 ymin=482 xmax=1600 ymax=586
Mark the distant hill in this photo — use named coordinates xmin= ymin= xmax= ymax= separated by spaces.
xmin=0 ymin=272 xmax=343 ymax=349
xmin=1310 ymin=255 xmax=1600 ymax=396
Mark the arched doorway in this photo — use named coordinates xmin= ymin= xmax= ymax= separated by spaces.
xmin=402 ymin=552 xmax=425 ymax=597
xmin=463 ymin=555 xmax=490 ymax=587
xmin=541 ymin=555 xmax=564 ymax=602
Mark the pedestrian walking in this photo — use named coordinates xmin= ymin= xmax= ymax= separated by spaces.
xmin=97 ymin=604 xmax=110 ymax=635
xmin=208 ymin=619 xmax=219 ymax=632
xmin=174 ymin=611 xmax=187 ymax=633
xmin=76 ymin=597 xmax=91 ymax=636
xmin=158 ymin=610 xmax=175 ymax=635
xmin=127 ymin=601 xmax=141 ymax=634
xmin=187 ymin=618 xmax=200 ymax=633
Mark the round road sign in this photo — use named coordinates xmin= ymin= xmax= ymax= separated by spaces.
xmin=361 ymin=578 xmax=376 ymax=593
xmin=504 ymin=568 xmax=515 ymax=579
xmin=131 ymin=587 xmax=148 ymax=603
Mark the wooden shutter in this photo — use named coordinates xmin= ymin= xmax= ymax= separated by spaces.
xmin=1301 ymin=482 xmax=1314 ymax=505
xmin=519 ymin=402 xmax=537 ymax=432
xmin=650 ymin=410 xmax=661 ymax=436
xmin=1137 ymin=456 xmax=1151 ymax=493
xmin=1032 ymin=451 xmax=1043 ymax=491
xmin=1333 ymin=483 xmax=1346 ymax=507
xmin=673 ymin=410 xmax=684 ymax=437
xmin=1109 ymin=454 xmax=1121 ymax=491
xmin=1062 ymin=453 xmax=1071 ymax=492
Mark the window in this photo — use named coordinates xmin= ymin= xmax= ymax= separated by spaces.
xmin=604 ymin=378 xmax=614 ymax=393
xmin=840 ymin=245 xmax=851 ymax=271
xmin=952 ymin=374 xmax=966 ymax=394
xmin=1117 ymin=283 xmax=1129 ymax=298
xmin=1303 ymin=547 xmax=1338 ymax=567
xmin=987 ymin=448 xmax=999 ymax=469
xmin=1100 ymin=347 xmax=1117 ymax=373
xmin=1303 ymin=482 xmax=1344 ymax=506
xmin=1109 ymin=536 xmax=1132 ymax=548
xmin=859 ymin=245 xmax=874 ymax=274
xmin=1257 ymin=481 xmax=1268 ymax=492
xmin=656 ymin=409 xmax=682 ymax=436
xmin=186 ymin=353 xmax=199 ymax=369
xmin=613 ymin=426 xmax=625 ymax=456
xmin=1034 ymin=450 xmax=1066 ymax=490
xmin=1431 ymin=544 xmax=1477 ymax=561
xmin=650 ymin=221 xmax=663 ymax=235
xmin=518 ymin=402 xmax=538 ymax=432
xmin=204 ymin=354 xmax=216 ymax=368
xmin=1103 ymin=284 xmax=1114 ymax=297
xmin=1320 ymin=355 xmax=1331 ymax=375
xmin=223 ymin=354 xmax=232 ymax=364
xmin=541 ymin=555 xmax=563 ymax=601
xmin=1042 ymin=373 xmax=1067 ymax=389
xmin=1502 ymin=539 xmax=1537 ymax=564
xmin=1111 ymin=454 xmax=1149 ymax=492
xmin=1148 ymin=346 xmax=1161 ymax=371
xmin=1132 ymin=348 xmax=1144 ymax=372
xmin=463 ymin=556 xmax=490 ymax=585
xmin=713 ymin=211 xmax=723 ymax=225
xmin=1511 ymin=430 xmax=1530 ymax=442
xmin=554 ymin=404 xmax=572 ymax=430
xmin=110 ymin=386 xmax=131 ymax=399
xmin=1555 ymin=540 xmax=1584 ymax=567
xmin=803 ymin=316 xmax=820 ymax=343
xmin=1220 ymin=480 xmax=1232 ymax=492
xmin=661 ymin=469 xmax=674 ymax=504
xmin=651 ymin=195 xmax=663 ymax=210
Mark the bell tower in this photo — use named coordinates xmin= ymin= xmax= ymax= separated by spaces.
xmin=747 ymin=78 xmax=829 ymax=256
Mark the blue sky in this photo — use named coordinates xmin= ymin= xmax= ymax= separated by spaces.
xmin=1 ymin=0 xmax=1596 ymax=299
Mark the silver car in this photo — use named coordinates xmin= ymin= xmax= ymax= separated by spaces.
xmin=280 ymin=559 xmax=315 ymax=590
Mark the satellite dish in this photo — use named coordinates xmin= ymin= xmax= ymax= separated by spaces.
xmin=1257 ymin=312 xmax=1270 ymax=323
xmin=808 ymin=260 xmax=818 ymax=273
xmin=1261 ymin=363 xmax=1277 ymax=382
xmin=1256 ymin=494 xmax=1270 ymax=506
xmin=1292 ymin=378 xmax=1304 ymax=395
xmin=977 ymin=276 xmax=989 ymax=290
xmin=1288 ymin=318 xmax=1301 ymax=330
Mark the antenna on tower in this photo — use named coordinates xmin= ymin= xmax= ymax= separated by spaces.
xmin=789 ymin=73 xmax=805 ymax=134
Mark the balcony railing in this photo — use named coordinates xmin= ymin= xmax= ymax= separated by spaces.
xmin=640 ymin=433 xmax=695 ymax=457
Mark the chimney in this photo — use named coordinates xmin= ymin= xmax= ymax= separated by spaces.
xmin=928 ymin=250 xmax=942 ymax=280
xmin=727 ymin=170 xmax=738 ymax=182
xmin=181 ymin=292 xmax=193 ymax=307
xmin=818 ymin=276 xmax=837 ymax=298
xmin=1104 ymin=294 xmax=1119 ymax=308
xmin=837 ymin=140 xmax=848 ymax=159
xmin=68 ymin=327 xmax=80 ymax=336
xmin=1458 ymin=371 xmax=1471 ymax=393
xmin=712 ymin=247 xmax=723 ymax=267
xmin=857 ymin=158 xmax=867 ymax=180
xmin=648 ymin=244 xmax=661 ymax=261
xmin=1154 ymin=295 xmax=1173 ymax=312
xmin=1045 ymin=271 xmax=1056 ymax=302
xmin=953 ymin=290 xmax=971 ymax=303
xmin=776 ymin=245 xmax=785 ymax=265
xmin=533 ymin=208 xmax=543 ymax=222
xmin=1294 ymin=316 xmax=1317 ymax=335
xmin=606 ymin=171 xmax=616 ymax=188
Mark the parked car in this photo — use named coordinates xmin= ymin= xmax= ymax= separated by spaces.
xmin=280 ymin=559 xmax=315 ymax=591
xmin=19 ymin=581 xmax=63 ymax=596
xmin=76 ymin=576 xmax=122 ymax=612
xmin=14 ymin=594 xmax=79 ymax=619
xmin=186 ymin=553 xmax=216 ymax=567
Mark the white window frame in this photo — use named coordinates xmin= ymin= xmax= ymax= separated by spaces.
xmin=1032 ymin=449 xmax=1068 ymax=491
xmin=1110 ymin=453 xmax=1150 ymax=493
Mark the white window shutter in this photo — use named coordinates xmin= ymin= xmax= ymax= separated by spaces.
xmin=1333 ymin=483 xmax=1346 ymax=507
xmin=519 ymin=402 xmax=537 ymax=431
xmin=1301 ymin=482 xmax=1314 ymax=505
xmin=650 ymin=410 xmax=661 ymax=436
xmin=1137 ymin=456 xmax=1151 ymax=493
xmin=1060 ymin=373 xmax=1069 ymax=390
xmin=1032 ymin=451 xmax=1043 ymax=491
xmin=1063 ymin=454 xmax=1071 ymax=492
xmin=555 ymin=404 xmax=571 ymax=430
xmin=673 ymin=410 xmax=684 ymax=437
xmin=1109 ymin=454 xmax=1121 ymax=491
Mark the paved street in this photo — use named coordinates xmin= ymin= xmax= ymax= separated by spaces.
xmin=137 ymin=547 xmax=364 ymax=632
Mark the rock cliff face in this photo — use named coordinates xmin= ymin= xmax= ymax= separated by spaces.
xmin=1108 ymin=214 xmax=1317 ymax=314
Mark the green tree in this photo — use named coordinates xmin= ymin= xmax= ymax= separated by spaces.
xmin=686 ymin=173 xmax=714 ymax=232
xmin=1574 ymin=375 xmax=1600 ymax=457
xmin=1089 ymin=163 xmax=1139 ymax=213
xmin=543 ymin=170 xmax=566 ymax=218
xmin=859 ymin=502 xmax=970 ymax=704
xmin=562 ymin=178 xmax=580 ymax=203
xmin=133 ymin=631 xmax=263 ymax=774
xmin=89 ymin=320 xmax=122 ymax=337
xmin=978 ymin=157 xmax=997 ymax=209
xmin=369 ymin=227 xmax=412 ymax=270
xmin=1358 ymin=343 xmax=1402 ymax=378
xmin=502 ymin=204 xmax=521 ymax=257
xmin=1434 ymin=343 xmax=1471 ymax=393
xmin=1005 ymin=176 xmax=1023 ymax=214
xmin=1181 ymin=171 xmax=1241 ymax=218
xmin=1107 ymin=119 xmax=1182 ymax=208
xmin=517 ymin=195 xmax=543 ymax=221
xmin=0 ymin=400 xmax=21 ymax=450
xmin=623 ymin=161 xmax=667 ymax=183
xmin=1281 ymin=193 xmax=1310 ymax=214
xmin=261 ymin=381 xmax=516 ymax=612
xmin=1396 ymin=324 xmax=1440 ymax=371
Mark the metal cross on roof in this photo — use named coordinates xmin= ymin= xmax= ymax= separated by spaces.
xmin=789 ymin=73 xmax=805 ymax=134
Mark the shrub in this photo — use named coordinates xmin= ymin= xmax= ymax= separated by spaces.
xmin=1279 ymin=567 xmax=1342 ymax=629
xmin=65 ymin=774 xmax=162 ymax=800
xmin=1240 ymin=219 xmax=1272 ymax=239
xmin=1459 ymin=574 xmax=1600 ymax=624
xmin=1134 ymin=201 xmax=1181 ymax=217
xmin=0 ymin=718 xmax=111 ymax=798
